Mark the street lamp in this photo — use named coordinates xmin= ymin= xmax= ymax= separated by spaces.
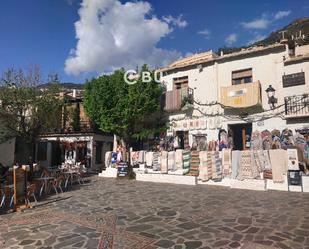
xmin=265 ymin=85 xmax=277 ymax=109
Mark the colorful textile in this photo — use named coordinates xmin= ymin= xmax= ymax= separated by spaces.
xmin=261 ymin=130 xmax=272 ymax=150
xmin=222 ymin=149 xmax=232 ymax=177
xmin=199 ymin=151 xmax=212 ymax=181
xmin=251 ymin=130 xmax=263 ymax=150
xmin=111 ymin=152 xmax=118 ymax=164
xmin=188 ymin=150 xmax=200 ymax=176
xmin=161 ymin=151 xmax=168 ymax=174
xmin=168 ymin=151 xmax=177 ymax=171
xmin=175 ymin=149 xmax=183 ymax=169
xmin=210 ymin=151 xmax=222 ymax=181
xmin=238 ymin=151 xmax=259 ymax=180
xmin=145 ymin=152 xmax=153 ymax=168
xmin=269 ymin=149 xmax=288 ymax=183
xmin=131 ymin=151 xmax=139 ymax=166
xmin=152 ymin=152 xmax=161 ymax=171
xmin=105 ymin=151 xmax=112 ymax=168
xmin=253 ymin=150 xmax=272 ymax=171
xmin=231 ymin=150 xmax=241 ymax=179
xmin=182 ymin=150 xmax=191 ymax=171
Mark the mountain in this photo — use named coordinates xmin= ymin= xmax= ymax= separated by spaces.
xmin=218 ymin=17 xmax=309 ymax=55
xmin=255 ymin=17 xmax=309 ymax=46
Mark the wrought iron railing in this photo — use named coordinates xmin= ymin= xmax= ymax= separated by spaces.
xmin=43 ymin=121 xmax=96 ymax=134
xmin=285 ymin=94 xmax=309 ymax=118
xmin=163 ymin=87 xmax=194 ymax=112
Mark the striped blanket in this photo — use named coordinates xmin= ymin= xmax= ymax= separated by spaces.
xmin=198 ymin=151 xmax=212 ymax=181
xmin=222 ymin=149 xmax=232 ymax=177
xmin=175 ymin=149 xmax=183 ymax=169
xmin=188 ymin=150 xmax=200 ymax=176
xmin=152 ymin=152 xmax=161 ymax=171
xmin=210 ymin=151 xmax=222 ymax=181
xmin=183 ymin=150 xmax=191 ymax=174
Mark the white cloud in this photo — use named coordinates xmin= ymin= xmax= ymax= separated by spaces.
xmin=241 ymin=17 xmax=270 ymax=29
xmin=65 ymin=0 xmax=181 ymax=75
xmin=274 ymin=10 xmax=291 ymax=20
xmin=197 ymin=28 xmax=211 ymax=39
xmin=225 ymin=33 xmax=237 ymax=45
xmin=162 ymin=14 xmax=188 ymax=28
xmin=247 ymin=34 xmax=267 ymax=45
xmin=241 ymin=10 xmax=291 ymax=30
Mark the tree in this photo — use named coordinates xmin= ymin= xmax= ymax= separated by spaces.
xmin=0 ymin=66 xmax=63 ymax=159
xmin=83 ymin=65 xmax=166 ymax=159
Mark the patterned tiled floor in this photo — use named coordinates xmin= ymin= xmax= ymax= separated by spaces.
xmin=1 ymin=176 xmax=309 ymax=249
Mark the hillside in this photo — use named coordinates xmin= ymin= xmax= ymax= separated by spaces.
xmin=218 ymin=17 xmax=309 ymax=55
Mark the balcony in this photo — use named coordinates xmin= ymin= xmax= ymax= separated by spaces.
xmin=163 ymin=88 xmax=194 ymax=112
xmin=43 ymin=121 xmax=97 ymax=135
xmin=285 ymin=94 xmax=309 ymax=118
xmin=220 ymin=81 xmax=262 ymax=108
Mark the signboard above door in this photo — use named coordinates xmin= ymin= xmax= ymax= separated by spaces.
xmin=282 ymin=72 xmax=305 ymax=88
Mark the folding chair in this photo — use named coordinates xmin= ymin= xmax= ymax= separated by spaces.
xmin=52 ymin=175 xmax=65 ymax=195
xmin=26 ymin=184 xmax=37 ymax=205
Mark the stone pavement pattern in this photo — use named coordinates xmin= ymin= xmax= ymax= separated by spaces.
xmin=0 ymin=176 xmax=309 ymax=249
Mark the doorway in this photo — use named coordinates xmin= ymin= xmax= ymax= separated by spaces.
xmin=228 ymin=123 xmax=252 ymax=150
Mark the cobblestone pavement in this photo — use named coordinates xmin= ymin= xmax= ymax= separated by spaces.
xmin=1 ymin=176 xmax=309 ymax=249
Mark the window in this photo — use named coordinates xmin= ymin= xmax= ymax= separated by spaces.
xmin=232 ymin=68 xmax=252 ymax=85
xmin=283 ymin=72 xmax=305 ymax=88
xmin=173 ymin=76 xmax=188 ymax=89
xmin=37 ymin=142 xmax=47 ymax=161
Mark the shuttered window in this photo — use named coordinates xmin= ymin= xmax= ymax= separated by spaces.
xmin=232 ymin=68 xmax=252 ymax=85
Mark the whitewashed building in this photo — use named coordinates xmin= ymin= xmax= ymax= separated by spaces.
xmin=159 ymin=41 xmax=309 ymax=150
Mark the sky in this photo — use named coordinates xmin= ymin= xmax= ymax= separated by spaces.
xmin=0 ymin=0 xmax=308 ymax=83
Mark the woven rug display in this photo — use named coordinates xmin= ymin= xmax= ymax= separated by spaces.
xmin=168 ymin=151 xmax=177 ymax=171
xmin=161 ymin=151 xmax=168 ymax=174
xmin=222 ymin=149 xmax=232 ymax=177
xmin=231 ymin=150 xmax=240 ymax=179
xmin=188 ymin=150 xmax=200 ymax=176
xmin=211 ymin=151 xmax=222 ymax=181
xmin=175 ymin=149 xmax=183 ymax=169
xmin=152 ymin=152 xmax=161 ymax=171
xmin=198 ymin=151 xmax=211 ymax=181
xmin=145 ymin=152 xmax=153 ymax=168
xmin=238 ymin=151 xmax=259 ymax=180
xmin=183 ymin=150 xmax=191 ymax=172
xmin=269 ymin=149 xmax=288 ymax=182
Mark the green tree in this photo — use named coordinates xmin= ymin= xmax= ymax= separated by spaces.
xmin=83 ymin=66 xmax=165 ymax=158
xmin=0 ymin=67 xmax=63 ymax=158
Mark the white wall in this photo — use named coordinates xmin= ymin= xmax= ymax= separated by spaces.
xmin=0 ymin=138 xmax=15 ymax=166
xmin=161 ymin=44 xmax=309 ymax=139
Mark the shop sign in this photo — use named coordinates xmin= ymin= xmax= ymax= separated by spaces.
xmin=287 ymin=170 xmax=303 ymax=192
xmin=117 ymin=162 xmax=128 ymax=177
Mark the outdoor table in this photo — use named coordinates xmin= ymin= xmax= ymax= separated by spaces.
xmin=35 ymin=177 xmax=55 ymax=196
xmin=63 ymin=171 xmax=80 ymax=188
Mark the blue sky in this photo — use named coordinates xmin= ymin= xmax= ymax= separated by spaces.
xmin=0 ymin=0 xmax=308 ymax=83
